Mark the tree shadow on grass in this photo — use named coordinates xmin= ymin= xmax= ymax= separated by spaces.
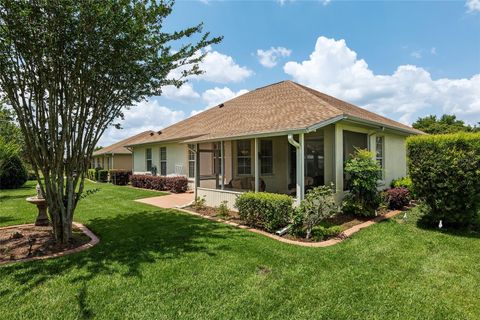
xmin=0 ymin=209 xmax=252 ymax=295
xmin=0 ymin=216 xmax=16 ymax=224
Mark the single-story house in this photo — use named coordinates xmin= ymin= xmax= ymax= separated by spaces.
xmin=92 ymin=130 xmax=153 ymax=171
xmin=126 ymin=80 xmax=422 ymax=209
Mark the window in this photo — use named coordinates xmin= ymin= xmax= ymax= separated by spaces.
xmin=146 ymin=148 xmax=152 ymax=171
xmin=376 ymin=136 xmax=385 ymax=179
xmin=237 ymin=140 xmax=251 ymax=175
xmin=260 ymin=140 xmax=273 ymax=174
xmin=188 ymin=144 xmax=195 ymax=178
xmin=160 ymin=147 xmax=167 ymax=176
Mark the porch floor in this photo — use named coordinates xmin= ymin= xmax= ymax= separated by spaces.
xmin=135 ymin=192 xmax=194 ymax=209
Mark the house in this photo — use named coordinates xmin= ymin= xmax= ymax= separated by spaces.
xmin=92 ymin=130 xmax=153 ymax=171
xmin=126 ymin=81 xmax=422 ymax=209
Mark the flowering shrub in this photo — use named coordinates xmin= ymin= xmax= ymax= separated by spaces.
xmin=384 ymin=187 xmax=410 ymax=210
xmin=130 ymin=174 xmax=188 ymax=193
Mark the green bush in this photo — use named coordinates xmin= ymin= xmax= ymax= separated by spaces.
xmin=87 ymin=169 xmax=97 ymax=180
xmin=96 ymin=169 xmax=108 ymax=182
xmin=342 ymin=149 xmax=381 ymax=217
xmin=109 ymin=170 xmax=131 ymax=185
xmin=407 ymin=132 xmax=480 ymax=228
xmin=216 ymin=200 xmax=230 ymax=218
xmin=391 ymin=176 xmax=415 ymax=198
xmin=235 ymin=192 xmax=293 ymax=232
xmin=311 ymin=225 xmax=343 ymax=241
xmin=0 ymin=154 xmax=28 ymax=189
xmin=290 ymin=185 xmax=337 ymax=239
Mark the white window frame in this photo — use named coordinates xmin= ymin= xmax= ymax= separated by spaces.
xmin=376 ymin=136 xmax=385 ymax=180
xmin=236 ymin=140 xmax=251 ymax=175
xmin=146 ymin=148 xmax=152 ymax=172
xmin=188 ymin=144 xmax=195 ymax=178
xmin=160 ymin=147 xmax=167 ymax=176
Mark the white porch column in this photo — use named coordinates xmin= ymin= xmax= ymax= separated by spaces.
xmin=254 ymin=138 xmax=260 ymax=192
xmin=297 ymin=133 xmax=305 ymax=204
xmin=334 ymin=124 xmax=343 ymax=194
xmin=194 ymin=143 xmax=200 ymax=198
xmin=220 ymin=141 xmax=225 ymax=190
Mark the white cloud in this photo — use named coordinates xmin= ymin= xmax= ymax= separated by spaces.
xmin=466 ymin=0 xmax=480 ymax=12
xmin=284 ymin=36 xmax=480 ymax=125
xmin=410 ymin=50 xmax=422 ymax=59
xmin=98 ymin=99 xmax=185 ymax=146
xmin=162 ymin=83 xmax=200 ymax=103
xmin=257 ymin=47 xmax=292 ymax=68
xmin=191 ymin=87 xmax=249 ymax=116
xmin=430 ymin=47 xmax=437 ymax=55
xmin=321 ymin=0 xmax=331 ymax=5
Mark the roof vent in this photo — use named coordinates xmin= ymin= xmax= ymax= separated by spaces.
xmin=157 ymin=130 xmax=162 ymax=135
xmin=218 ymin=103 xmax=224 ymax=108
xmin=149 ymin=132 xmax=154 ymax=136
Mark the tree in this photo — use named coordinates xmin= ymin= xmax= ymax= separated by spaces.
xmin=412 ymin=114 xmax=480 ymax=134
xmin=0 ymin=102 xmax=23 ymax=149
xmin=0 ymin=0 xmax=221 ymax=243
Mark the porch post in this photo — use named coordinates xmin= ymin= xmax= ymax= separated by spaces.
xmin=220 ymin=141 xmax=225 ymax=190
xmin=254 ymin=138 xmax=260 ymax=192
xmin=334 ymin=124 xmax=343 ymax=194
xmin=297 ymin=133 xmax=305 ymax=204
xmin=194 ymin=143 xmax=200 ymax=199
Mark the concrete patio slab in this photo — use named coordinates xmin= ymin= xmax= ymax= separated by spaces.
xmin=135 ymin=192 xmax=194 ymax=209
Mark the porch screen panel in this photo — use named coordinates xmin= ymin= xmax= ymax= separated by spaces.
xmin=305 ymin=135 xmax=324 ymax=187
xmin=160 ymin=147 xmax=167 ymax=175
xmin=146 ymin=148 xmax=152 ymax=171
xmin=260 ymin=140 xmax=273 ymax=174
xmin=237 ymin=140 xmax=251 ymax=175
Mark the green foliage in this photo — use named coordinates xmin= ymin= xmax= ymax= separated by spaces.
xmin=216 ymin=201 xmax=230 ymax=218
xmin=109 ymin=170 xmax=131 ymax=186
xmin=391 ymin=176 xmax=415 ymax=198
xmin=407 ymin=132 xmax=480 ymax=227
xmin=412 ymin=114 xmax=480 ymax=134
xmin=291 ymin=185 xmax=337 ymax=239
xmin=96 ymin=170 xmax=108 ymax=183
xmin=0 ymin=153 xmax=28 ymax=189
xmin=311 ymin=225 xmax=343 ymax=241
xmin=87 ymin=169 xmax=97 ymax=181
xmin=193 ymin=196 xmax=206 ymax=211
xmin=342 ymin=149 xmax=381 ymax=217
xmin=235 ymin=192 xmax=293 ymax=232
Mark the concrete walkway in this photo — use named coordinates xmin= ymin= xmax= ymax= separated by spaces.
xmin=135 ymin=192 xmax=194 ymax=209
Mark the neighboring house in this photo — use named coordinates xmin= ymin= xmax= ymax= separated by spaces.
xmin=126 ymin=81 xmax=422 ymax=209
xmin=92 ymin=131 xmax=154 ymax=171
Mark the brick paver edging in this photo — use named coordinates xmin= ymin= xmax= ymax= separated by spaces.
xmin=176 ymin=208 xmax=402 ymax=247
xmin=0 ymin=222 xmax=99 ymax=265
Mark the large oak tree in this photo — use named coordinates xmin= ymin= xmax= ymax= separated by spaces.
xmin=0 ymin=0 xmax=221 ymax=243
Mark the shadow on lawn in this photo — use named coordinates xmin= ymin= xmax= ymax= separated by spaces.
xmin=1 ymin=209 xmax=248 ymax=294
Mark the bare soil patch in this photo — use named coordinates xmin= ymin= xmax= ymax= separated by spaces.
xmin=0 ymin=225 xmax=90 ymax=263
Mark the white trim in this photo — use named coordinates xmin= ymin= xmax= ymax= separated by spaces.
xmin=197 ymin=187 xmax=244 ymax=195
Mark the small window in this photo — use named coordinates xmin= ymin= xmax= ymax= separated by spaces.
xmin=160 ymin=147 xmax=167 ymax=176
xmin=376 ymin=136 xmax=384 ymax=179
xmin=146 ymin=148 xmax=152 ymax=171
xmin=237 ymin=140 xmax=251 ymax=175
xmin=260 ymin=140 xmax=273 ymax=174
xmin=188 ymin=144 xmax=195 ymax=178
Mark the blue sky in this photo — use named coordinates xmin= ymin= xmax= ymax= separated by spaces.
xmin=100 ymin=0 xmax=480 ymax=145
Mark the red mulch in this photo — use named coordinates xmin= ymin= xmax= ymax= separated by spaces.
xmin=0 ymin=225 xmax=90 ymax=263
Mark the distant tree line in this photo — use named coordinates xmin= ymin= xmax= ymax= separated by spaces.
xmin=412 ymin=114 xmax=480 ymax=134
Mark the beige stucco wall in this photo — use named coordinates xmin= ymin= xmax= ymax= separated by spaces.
xmin=92 ymin=154 xmax=132 ymax=171
xmin=133 ymin=142 xmax=188 ymax=175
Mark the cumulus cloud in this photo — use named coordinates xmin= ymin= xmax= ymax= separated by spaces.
xmin=191 ymin=87 xmax=249 ymax=116
xmin=466 ymin=0 xmax=480 ymax=12
xmin=284 ymin=36 xmax=480 ymax=125
xmin=257 ymin=47 xmax=292 ymax=68
xmin=98 ymin=99 xmax=185 ymax=146
xmin=162 ymin=83 xmax=200 ymax=102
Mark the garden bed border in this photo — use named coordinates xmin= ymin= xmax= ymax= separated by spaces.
xmin=0 ymin=222 xmax=99 ymax=265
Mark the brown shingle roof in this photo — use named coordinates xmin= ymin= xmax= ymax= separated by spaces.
xmin=93 ymin=130 xmax=154 ymax=156
xmin=128 ymin=81 xmax=421 ymax=146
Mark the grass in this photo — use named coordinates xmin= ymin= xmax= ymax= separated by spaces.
xmin=1 ymin=181 xmax=480 ymax=319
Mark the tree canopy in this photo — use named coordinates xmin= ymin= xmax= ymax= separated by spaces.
xmin=412 ymin=114 xmax=480 ymax=134
xmin=0 ymin=0 xmax=221 ymax=243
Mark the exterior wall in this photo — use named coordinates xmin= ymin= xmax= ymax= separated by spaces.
xmin=91 ymin=154 xmax=132 ymax=171
xmin=197 ymin=187 xmax=242 ymax=211
xmin=133 ymin=143 xmax=187 ymax=175
xmin=382 ymin=133 xmax=407 ymax=186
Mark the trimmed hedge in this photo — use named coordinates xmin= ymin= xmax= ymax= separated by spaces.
xmin=407 ymin=132 xmax=480 ymax=227
xmin=234 ymin=192 xmax=293 ymax=232
xmin=109 ymin=170 xmax=131 ymax=185
xmin=130 ymin=174 xmax=188 ymax=193
xmin=87 ymin=167 xmax=108 ymax=182
xmin=0 ymin=154 xmax=28 ymax=189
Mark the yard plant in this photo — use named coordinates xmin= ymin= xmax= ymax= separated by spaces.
xmin=0 ymin=0 xmax=221 ymax=243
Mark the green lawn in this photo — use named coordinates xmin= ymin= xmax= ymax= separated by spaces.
xmin=1 ymin=181 xmax=480 ymax=319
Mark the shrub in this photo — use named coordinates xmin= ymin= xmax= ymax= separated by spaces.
xmin=391 ymin=176 xmax=415 ymax=198
xmin=342 ymin=149 xmax=381 ymax=217
xmin=407 ymin=132 xmax=480 ymax=228
xmin=290 ymin=185 xmax=337 ymax=239
xmin=193 ymin=196 xmax=206 ymax=211
xmin=130 ymin=174 xmax=188 ymax=193
xmin=216 ymin=200 xmax=229 ymax=217
xmin=384 ymin=187 xmax=410 ymax=210
xmin=235 ymin=192 xmax=293 ymax=232
xmin=109 ymin=170 xmax=131 ymax=185
xmin=311 ymin=225 xmax=343 ymax=241
xmin=96 ymin=169 xmax=108 ymax=182
xmin=0 ymin=154 xmax=28 ymax=189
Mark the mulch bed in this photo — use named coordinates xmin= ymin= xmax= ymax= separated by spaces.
xmin=0 ymin=225 xmax=90 ymax=263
